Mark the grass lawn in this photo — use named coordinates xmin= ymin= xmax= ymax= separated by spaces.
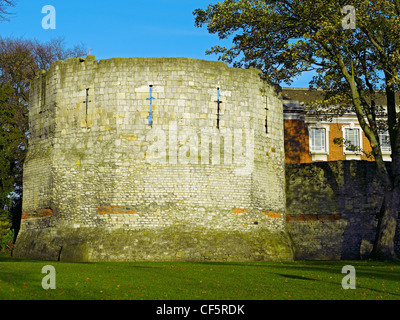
xmin=0 ymin=256 xmax=399 ymax=300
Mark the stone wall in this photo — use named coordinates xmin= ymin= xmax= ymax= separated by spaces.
xmin=13 ymin=56 xmax=293 ymax=261
xmin=286 ymin=160 xmax=400 ymax=260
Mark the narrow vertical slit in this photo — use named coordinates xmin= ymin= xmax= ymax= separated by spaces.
xmin=215 ymin=87 xmax=222 ymax=129
xmin=265 ymin=96 xmax=269 ymax=134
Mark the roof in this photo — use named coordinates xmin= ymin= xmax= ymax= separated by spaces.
xmin=281 ymin=87 xmax=400 ymax=107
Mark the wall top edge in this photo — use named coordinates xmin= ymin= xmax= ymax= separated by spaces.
xmin=37 ymin=55 xmax=264 ymax=77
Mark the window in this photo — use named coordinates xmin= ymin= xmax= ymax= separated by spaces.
xmin=308 ymin=124 xmax=329 ymax=156
xmin=345 ymin=128 xmax=360 ymax=150
xmin=379 ymin=131 xmax=391 ymax=153
xmin=310 ymin=128 xmax=326 ymax=152
xmin=342 ymin=125 xmax=362 ymax=154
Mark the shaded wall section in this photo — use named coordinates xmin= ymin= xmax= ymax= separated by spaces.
xmin=286 ymin=160 xmax=400 ymax=260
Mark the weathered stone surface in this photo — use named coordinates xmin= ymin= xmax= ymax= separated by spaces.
xmin=286 ymin=160 xmax=400 ymax=260
xmin=15 ymin=225 xmax=293 ymax=262
xmin=13 ymin=56 xmax=293 ymax=261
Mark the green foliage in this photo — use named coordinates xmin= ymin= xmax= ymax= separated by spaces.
xmin=194 ymin=0 xmax=400 ymax=167
xmin=0 ymin=215 xmax=13 ymax=255
xmin=0 ymin=228 xmax=14 ymax=255
xmin=0 ymin=37 xmax=86 ymax=231
xmin=0 ymin=82 xmax=16 ymax=216
xmin=194 ymin=0 xmax=400 ymax=259
xmin=333 ymin=137 xmax=374 ymax=159
xmin=0 ymin=215 xmax=11 ymax=233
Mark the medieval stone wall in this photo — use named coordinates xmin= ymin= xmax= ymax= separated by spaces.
xmin=286 ymin=160 xmax=400 ymax=260
xmin=13 ymin=56 xmax=293 ymax=261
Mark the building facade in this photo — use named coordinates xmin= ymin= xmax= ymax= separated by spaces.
xmin=282 ymin=88 xmax=394 ymax=164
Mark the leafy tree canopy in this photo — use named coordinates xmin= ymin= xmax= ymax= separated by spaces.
xmin=0 ymin=37 xmax=86 ymax=232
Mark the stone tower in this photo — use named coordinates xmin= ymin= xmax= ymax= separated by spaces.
xmin=13 ymin=56 xmax=293 ymax=261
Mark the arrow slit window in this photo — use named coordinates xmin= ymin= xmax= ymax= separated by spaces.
xmin=265 ymin=97 xmax=268 ymax=133
xmin=215 ymin=87 xmax=222 ymax=129
xmin=83 ymin=88 xmax=91 ymax=125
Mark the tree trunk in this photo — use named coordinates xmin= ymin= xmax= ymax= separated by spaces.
xmin=370 ymin=186 xmax=400 ymax=260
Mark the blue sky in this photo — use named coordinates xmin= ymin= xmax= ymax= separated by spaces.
xmin=0 ymin=0 xmax=311 ymax=87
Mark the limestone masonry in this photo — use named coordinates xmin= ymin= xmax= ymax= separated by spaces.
xmin=286 ymin=161 xmax=400 ymax=259
xmin=13 ymin=56 xmax=294 ymax=261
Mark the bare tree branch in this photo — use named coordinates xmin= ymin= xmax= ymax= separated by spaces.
xmin=0 ymin=0 xmax=15 ymax=22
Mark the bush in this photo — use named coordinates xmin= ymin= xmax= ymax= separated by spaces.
xmin=0 ymin=215 xmax=14 ymax=256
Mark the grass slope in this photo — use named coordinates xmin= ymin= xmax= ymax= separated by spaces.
xmin=0 ymin=257 xmax=399 ymax=300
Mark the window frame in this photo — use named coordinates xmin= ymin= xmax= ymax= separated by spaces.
xmin=378 ymin=130 xmax=391 ymax=154
xmin=308 ymin=124 xmax=329 ymax=155
xmin=341 ymin=125 xmax=363 ymax=155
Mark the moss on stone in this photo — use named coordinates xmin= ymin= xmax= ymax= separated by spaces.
xmin=13 ymin=225 xmax=294 ymax=262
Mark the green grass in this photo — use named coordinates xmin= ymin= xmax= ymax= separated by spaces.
xmin=0 ymin=256 xmax=399 ymax=300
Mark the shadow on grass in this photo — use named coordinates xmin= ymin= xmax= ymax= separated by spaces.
xmin=275 ymin=267 xmax=400 ymax=297
xmin=0 ymin=256 xmax=39 ymax=263
xmin=0 ymin=255 xmax=96 ymax=264
xmin=1 ymin=257 xmax=400 ymax=300
xmin=274 ymin=261 xmax=400 ymax=283
xmin=276 ymin=273 xmax=318 ymax=281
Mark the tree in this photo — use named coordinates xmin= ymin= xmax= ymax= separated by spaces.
xmin=0 ymin=82 xmax=15 ymax=216
xmin=194 ymin=0 xmax=400 ymax=260
xmin=31 ymin=37 xmax=87 ymax=71
xmin=0 ymin=82 xmax=19 ymax=250
xmin=0 ymin=37 xmax=86 ymax=234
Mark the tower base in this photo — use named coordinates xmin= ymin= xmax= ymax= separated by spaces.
xmin=13 ymin=225 xmax=294 ymax=262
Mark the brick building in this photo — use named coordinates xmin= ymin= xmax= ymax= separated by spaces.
xmin=282 ymin=88 xmax=396 ymax=164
